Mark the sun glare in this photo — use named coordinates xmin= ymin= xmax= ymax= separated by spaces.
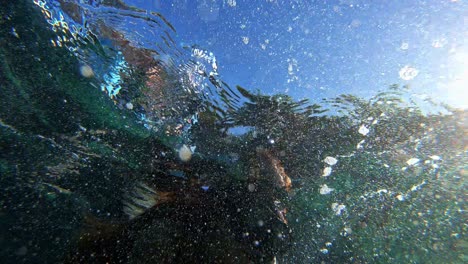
xmin=439 ymin=50 xmax=468 ymax=109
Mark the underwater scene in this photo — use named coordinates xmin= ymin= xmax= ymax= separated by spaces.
xmin=0 ymin=0 xmax=466 ymax=263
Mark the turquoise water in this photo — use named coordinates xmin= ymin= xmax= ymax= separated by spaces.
xmin=0 ymin=1 xmax=466 ymax=263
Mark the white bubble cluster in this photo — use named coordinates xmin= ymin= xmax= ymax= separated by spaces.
xmin=178 ymin=145 xmax=193 ymax=162
xmin=406 ymin=158 xmax=420 ymax=166
xmin=319 ymin=184 xmax=334 ymax=195
xmin=399 ymin=65 xmax=419 ymax=81
xmin=400 ymin=42 xmax=409 ymax=50
xmin=79 ymin=64 xmax=94 ymax=78
xmin=324 ymin=156 xmax=338 ymax=165
xmin=226 ymin=0 xmax=236 ymax=7
xmin=125 ymin=102 xmax=133 ymax=110
xmin=358 ymin=125 xmax=369 ymax=136
xmin=432 ymin=38 xmax=447 ymax=48
xmin=322 ymin=166 xmax=332 ymax=177
xmin=331 ymin=203 xmax=346 ymax=215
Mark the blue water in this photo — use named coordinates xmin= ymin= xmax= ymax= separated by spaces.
xmin=126 ymin=0 xmax=467 ymax=109
xmin=0 ymin=0 xmax=466 ymax=263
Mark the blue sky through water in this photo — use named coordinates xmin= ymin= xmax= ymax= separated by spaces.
xmin=124 ymin=0 xmax=467 ymax=108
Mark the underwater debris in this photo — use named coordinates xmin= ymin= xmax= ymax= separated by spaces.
xmin=358 ymin=124 xmax=370 ymax=136
xmin=256 ymin=148 xmax=292 ymax=192
xmin=319 ymin=184 xmax=334 ymax=195
xmin=406 ymin=157 xmax=420 ymax=166
xmin=331 ymin=203 xmax=346 ymax=216
xmin=123 ymin=182 xmax=159 ymax=219
xmin=125 ymin=102 xmax=134 ymax=110
xmin=79 ymin=64 xmax=94 ymax=78
xmin=178 ymin=144 xmax=193 ymax=162
xmin=69 ymin=164 xmax=292 ymax=263
xmin=42 ymin=182 xmax=72 ymax=195
xmin=322 ymin=166 xmax=332 ymax=177
xmin=324 ymin=156 xmax=338 ymax=166
xmin=274 ymin=200 xmax=289 ymax=225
